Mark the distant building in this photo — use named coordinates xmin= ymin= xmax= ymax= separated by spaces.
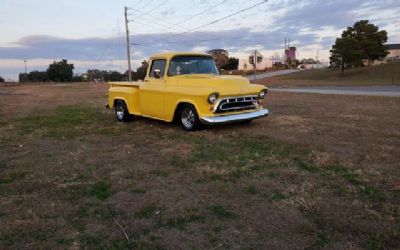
xmin=285 ymin=47 xmax=297 ymax=61
xmin=387 ymin=44 xmax=400 ymax=60
xmin=207 ymin=49 xmax=229 ymax=69
xmin=363 ymin=43 xmax=400 ymax=66
xmin=239 ymin=51 xmax=273 ymax=71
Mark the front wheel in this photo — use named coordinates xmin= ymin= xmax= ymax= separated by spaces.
xmin=180 ymin=104 xmax=201 ymax=131
xmin=114 ymin=101 xmax=132 ymax=122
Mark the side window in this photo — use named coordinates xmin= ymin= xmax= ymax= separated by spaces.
xmin=149 ymin=59 xmax=166 ymax=78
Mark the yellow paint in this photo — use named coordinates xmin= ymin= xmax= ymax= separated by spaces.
xmin=108 ymin=52 xmax=267 ymax=122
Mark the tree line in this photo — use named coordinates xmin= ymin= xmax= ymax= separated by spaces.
xmin=19 ymin=59 xmax=75 ymax=82
xmin=18 ymin=59 xmax=149 ymax=83
xmin=18 ymin=55 xmax=238 ymax=83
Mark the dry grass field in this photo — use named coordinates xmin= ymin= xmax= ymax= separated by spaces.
xmin=0 ymin=83 xmax=399 ymax=249
xmin=257 ymin=62 xmax=400 ymax=87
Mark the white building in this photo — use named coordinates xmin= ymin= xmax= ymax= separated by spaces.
xmin=238 ymin=51 xmax=277 ymax=71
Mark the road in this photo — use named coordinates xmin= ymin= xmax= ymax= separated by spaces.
xmin=269 ymin=86 xmax=400 ymax=97
xmin=246 ymin=69 xmax=298 ymax=81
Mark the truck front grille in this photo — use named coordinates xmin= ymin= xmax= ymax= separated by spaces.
xmin=215 ymin=96 xmax=258 ymax=113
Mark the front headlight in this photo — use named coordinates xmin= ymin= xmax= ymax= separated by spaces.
xmin=208 ymin=92 xmax=219 ymax=104
xmin=258 ymin=89 xmax=267 ymax=99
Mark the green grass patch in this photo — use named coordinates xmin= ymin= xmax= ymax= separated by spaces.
xmin=327 ymin=165 xmax=360 ymax=184
xmin=315 ymin=230 xmax=331 ymax=247
xmin=173 ymin=135 xmax=299 ymax=178
xmin=135 ymin=204 xmax=160 ymax=219
xmin=332 ymin=184 xmax=348 ymax=196
xmin=164 ymin=214 xmax=205 ymax=229
xmin=262 ymin=191 xmax=287 ymax=201
xmin=80 ymin=233 xmax=130 ymax=250
xmin=0 ymin=160 xmax=6 ymax=169
xmin=56 ymin=238 xmax=74 ymax=245
xmin=130 ymin=188 xmax=146 ymax=194
xmin=150 ymin=169 xmax=168 ymax=177
xmin=297 ymin=160 xmax=318 ymax=173
xmin=69 ymin=206 xmax=91 ymax=231
xmin=88 ymin=181 xmax=111 ymax=200
xmin=209 ymin=205 xmax=235 ymax=219
xmin=0 ymin=171 xmax=27 ymax=184
xmin=16 ymin=105 xmax=120 ymax=138
xmin=359 ymin=186 xmax=387 ymax=202
xmin=245 ymin=185 xmax=258 ymax=195
xmin=365 ymin=231 xmax=400 ymax=250
xmin=267 ymin=171 xmax=280 ymax=178
xmin=0 ymin=232 xmax=18 ymax=247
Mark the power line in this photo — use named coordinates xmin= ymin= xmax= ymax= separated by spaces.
xmin=133 ymin=33 xmax=268 ymax=46
xmin=141 ymin=0 xmax=168 ymax=15
xmin=131 ymin=9 xmax=185 ymax=33
xmin=129 ymin=6 xmax=235 ymax=46
xmin=139 ymin=0 xmax=158 ymax=14
xmin=152 ymin=36 xmax=245 ymax=45
xmin=129 ymin=0 xmax=146 ymax=10
xmin=175 ymin=0 xmax=227 ymax=24
xmin=162 ymin=0 xmax=268 ymax=42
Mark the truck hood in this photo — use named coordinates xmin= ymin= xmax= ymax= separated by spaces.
xmin=175 ymin=74 xmax=266 ymax=96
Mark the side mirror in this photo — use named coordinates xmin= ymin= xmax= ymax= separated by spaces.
xmin=154 ymin=69 xmax=161 ymax=79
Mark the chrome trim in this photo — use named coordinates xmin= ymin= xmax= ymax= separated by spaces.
xmin=213 ymin=95 xmax=258 ymax=113
xmin=219 ymin=104 xmax=256 ymax=111
xmin=200 ymin=108 xmax=269 ymax=124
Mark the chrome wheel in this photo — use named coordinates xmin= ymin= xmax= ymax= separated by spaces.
xmin=114 ymin=101 xmax=132 ymax=122
xmin=181 ymin=108 xmax=195 ymax=129
xmin=116 ymin=104 xmax=125 ymax=120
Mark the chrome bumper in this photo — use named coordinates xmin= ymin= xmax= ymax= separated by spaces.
xmin=200 ymin=109 xmax=269 ymax=124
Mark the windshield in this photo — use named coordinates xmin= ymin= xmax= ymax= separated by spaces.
xmin=168 ymin=56 xmax=219 ymax=76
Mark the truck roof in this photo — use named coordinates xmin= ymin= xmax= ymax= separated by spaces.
xmin=150 ymin=51 xmax=212 ymax=59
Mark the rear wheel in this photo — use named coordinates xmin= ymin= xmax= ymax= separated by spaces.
xmin=114 ymin=100 xmax=132 ymax=122
xmin=180 ymin=104 xmax=200 ymax=131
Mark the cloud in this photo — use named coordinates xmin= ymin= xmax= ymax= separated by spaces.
xmin=1 ymin=0 xmax=399 ymax=80
xmin=0 ymin=27 xmax=318 ymax=61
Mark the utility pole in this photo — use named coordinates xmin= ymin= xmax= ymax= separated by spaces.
xmin=24 ymin=60 xmax=27 ymax=74
xmin=254 ymin=50 xmax=257 ymax=81
xmin=124 ymin=6 xmax=132 ymax=82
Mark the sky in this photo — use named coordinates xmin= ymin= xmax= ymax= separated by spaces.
xmin=0 ymin=0 xmax=399 ymax=80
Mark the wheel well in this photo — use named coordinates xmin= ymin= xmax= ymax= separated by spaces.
xmin=114 ymin=99 xmax=125 ymax=106
xmin=173 ymin=102 xmax=193 ymax=123
xmin=113 ymin=99 xmax=129 ymax=112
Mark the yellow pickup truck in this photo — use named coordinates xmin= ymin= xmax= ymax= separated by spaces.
xmin=108 ymin=52 xmax=269 ymax=131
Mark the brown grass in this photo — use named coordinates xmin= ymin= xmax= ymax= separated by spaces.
xmin=256 ymin=62 xmax=400 ymax=87
xmin=0 ymin=83 xmax=399 ymax=249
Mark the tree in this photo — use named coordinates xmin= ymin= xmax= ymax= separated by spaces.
xmin=19 ymin=73 xmax=29 ymax=82
xmin=136 ymin=60 xmax=148 ymax=81
xmin=47 ymin=59 xmax=74 ymax=82
xmin=330 ymin=20 xmax=388 ymax=73
xmin=28 ymin=71 xmax=48 ymax=82
xmin=0 ymin=76 xmax=4 ymax=83
xmin=108 ymin=71 xmax=124 ymax=81
xmin=221 ymin=57 xmax=239 ymax=71
xmin=354 ymin=20 xmax=388 ymax=65
xmin=87 ymin=69 xmax=106 ymax=82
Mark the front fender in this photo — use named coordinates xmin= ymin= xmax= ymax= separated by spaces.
xmin=165 ymin=86 xmax=217 ymax=122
